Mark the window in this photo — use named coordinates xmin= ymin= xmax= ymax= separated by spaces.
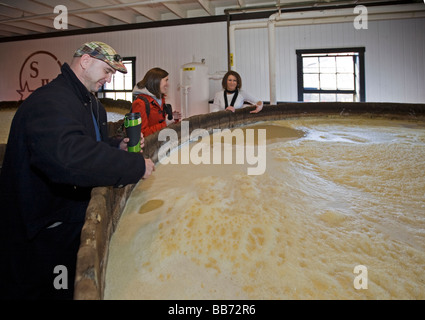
xmin=297 ymin=48 xmax=365 ymax=102
xmin=97 ymin=57 xmax=136 ymax=102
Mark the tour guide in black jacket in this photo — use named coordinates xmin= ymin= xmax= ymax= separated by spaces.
xmin=0 ymin=41 xmax=155 ymax=299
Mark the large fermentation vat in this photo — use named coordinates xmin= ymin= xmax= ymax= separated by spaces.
xmin=73 ymin=102 xmax=425 ymax=300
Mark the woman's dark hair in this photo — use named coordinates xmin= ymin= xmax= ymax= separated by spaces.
xmin=137 ymin=67 xmax=169 ymax=99
xmin=221 ymin=70 xmax=242 ymax=90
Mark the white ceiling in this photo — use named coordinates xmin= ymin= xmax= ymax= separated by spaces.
xmin=0 ymin=0 xmax=421 ymax=41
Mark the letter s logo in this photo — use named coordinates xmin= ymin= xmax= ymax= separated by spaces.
xmin=30 ymin=61 xmax=39 ymax=78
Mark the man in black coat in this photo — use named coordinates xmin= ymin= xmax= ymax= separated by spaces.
xmin=0 ymin=41 xmax=155 ymax=299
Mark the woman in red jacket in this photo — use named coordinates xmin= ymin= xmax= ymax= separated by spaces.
xmin=132 ymin=67 xmax=180 ymax=137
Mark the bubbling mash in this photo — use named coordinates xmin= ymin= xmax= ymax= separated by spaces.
xmin=105 ymin=117 xmax=425 ymax=299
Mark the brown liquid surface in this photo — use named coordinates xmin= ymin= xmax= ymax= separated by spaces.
xmin=105 ymin=117 xmax=425 ymax=299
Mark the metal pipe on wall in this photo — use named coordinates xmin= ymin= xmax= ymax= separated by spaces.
xmin=268 ymin=14 xmax=277 ymax=105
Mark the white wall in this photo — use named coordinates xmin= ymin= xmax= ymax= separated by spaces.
xmin=0 ymin=22 xmax=228 ymax=111
xmin=234 ymin=17 xmax=425 ymax=103
xmin=0 ymin=16 xmax=424 ymax=109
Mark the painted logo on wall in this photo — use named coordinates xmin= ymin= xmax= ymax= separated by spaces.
xmin=17 ymin=51 xmax=62 ymax=100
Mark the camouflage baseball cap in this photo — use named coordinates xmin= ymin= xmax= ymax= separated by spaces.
xmin=74 ymin=41 xmax=127 ymax=74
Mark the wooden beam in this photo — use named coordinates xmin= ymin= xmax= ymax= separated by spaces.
xmin=162 ymin=1 xmax=188 ymax=18
xmin=197 ymin=0 xmax=214 ymax=16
